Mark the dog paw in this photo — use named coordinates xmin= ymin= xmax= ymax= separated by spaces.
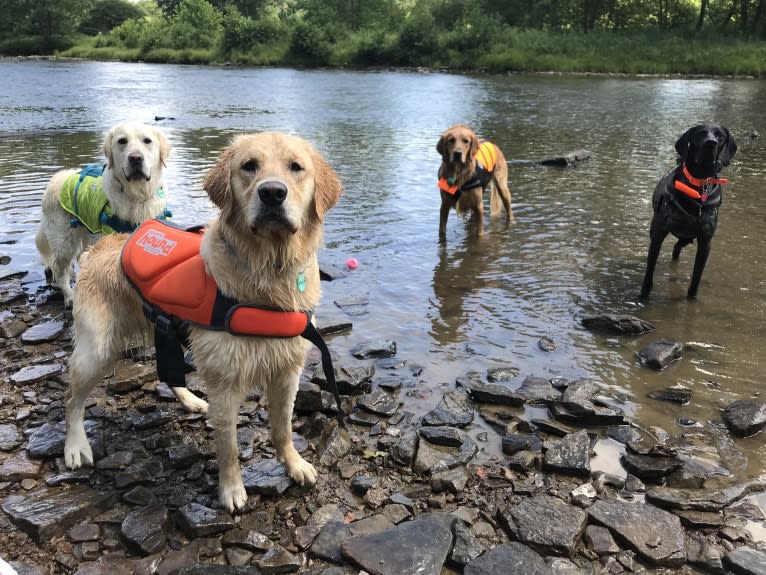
xmin=171 ymin=387 xmax=208 ymax=414
xmin=286 ymin=457 xmax=318 ymax=486
xmin=64 ymin=438 xmax=93 ymax=469
xmin=219 ymin=479 xmax=248 ymax=512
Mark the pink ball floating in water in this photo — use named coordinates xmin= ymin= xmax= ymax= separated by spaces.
xmin=346 ymin=258 xmax=359 ymax=270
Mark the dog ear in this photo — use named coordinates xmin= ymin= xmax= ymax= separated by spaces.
xmin=720 ymin=127 xmax=737 ymax=167
xmin=469 ymin=134 xmax=480 ymax=160
xmin=312 ymin=151 xmax=343 ymax=222
xmin=436 ymin=135 xmax=448 ymax=161
xmin=156 ymin=130 xmax=172 ymax=168
xmin=674 ymin=127 xmax=697 ymax=161
xmin=102 ymin=129 xmax=115 ymax=169
xmin=203 ymin=145 xmax=236 ymax=211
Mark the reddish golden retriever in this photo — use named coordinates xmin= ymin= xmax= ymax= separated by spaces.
xmin=436 ymin=124 xmax=513 ymax=237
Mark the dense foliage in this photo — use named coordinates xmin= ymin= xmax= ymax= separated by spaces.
xmin=1 ymin=0 xmax=765 ymax=74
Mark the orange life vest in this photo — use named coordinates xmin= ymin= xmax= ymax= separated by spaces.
xmin=438 ymin=140 xmax=499 ymax=197
xmin=120 ymin=219 xmax=344 ymax=424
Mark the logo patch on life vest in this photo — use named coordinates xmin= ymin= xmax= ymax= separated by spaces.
xmin=136 ymin=229 xmax=177 ymax=256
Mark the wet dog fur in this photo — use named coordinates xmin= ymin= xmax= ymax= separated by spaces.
xmin=436 ymin=124 xmax=513 ymax=238
xmin=63 ymin=132 xmax=343 ymax=512
xmin=35 ymin=122 xmax=171 ymax=308
xmin=641 ymin=124 xmax=737 ymax=300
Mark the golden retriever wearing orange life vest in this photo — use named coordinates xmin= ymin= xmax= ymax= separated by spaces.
xmin=63 ymin=132 xmax=343 ymax=512
xmin=436 ymin=124 xmax=513 ymax=238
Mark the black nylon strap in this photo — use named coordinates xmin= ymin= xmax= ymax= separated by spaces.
xmin=154 ymin=317 xmax=188 ymax=388
xmin=301 ymin=322 xmax=346 ymax=427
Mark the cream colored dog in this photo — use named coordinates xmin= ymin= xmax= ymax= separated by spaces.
xmin=63 ymin=132 xmax=343 ymax=512
xmin=35 ymin=122 xmax=171 ymax=307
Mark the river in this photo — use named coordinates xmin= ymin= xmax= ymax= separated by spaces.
xmin=1 ymin=59 xmax=765 ymax=480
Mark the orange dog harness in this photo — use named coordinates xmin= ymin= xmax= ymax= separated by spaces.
xmin=121 ymin=219 xmax=344 ymax=424
xmin=673 ymin=164 xmax=728 ymax=203
xmin=438 ymin=140 xmax=499 ymax=197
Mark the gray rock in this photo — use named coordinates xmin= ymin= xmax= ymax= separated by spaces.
xmin=458 ymin=374 xmax=523 ymax=406
xmin=422 ymin=391 xmax=474 ymax=427
xmin=294 ymin=381 xmax=341 ymax=414
xmin=341 ymin=516 xmax=453 ymax=575
xmin=1 ymin=485 xmax=116 ymax=542
xmin=242 ymin=459 xmax=294 ymax=496
xmin=347 ymin=514 xmax=396 ymax=537
xmin=588 ymin=499 xmax=686 ymax=566
xmin=176 ymin=502 xmax=235 ymax=538
xmin=0 ymin=423 xmax=22 ymax=451
xmin=349 ymin=339 xmax=396 ymax=359
xmin=645 ymin=481 xmax=766 ymax=512
xmin=10 ymin=362 xmax=63 ymax=385
xmin=620 ymin=451 xmax=683 ymax=483
xmin=686 ymin=533 xmax=724 ymax=572
xmin=26 ymin=420 xmax=101 ymax=459
xmin=501 ymin=433 xmax=532 ymax=455
xmin=486 ymin=367 xmax=520 ymax=382
xmin=309 ymin=520 xmax=351 ymax=563
xmin=723 ymin=399 xmax=766 ymax=437
xmin=312 ymin=361 xmax=374 ymax=396
xmin=356 ymin=386 xmax=400 ymax=417
xmin=450 ymin=520 xmax=484 ymax=566
xmin=501 ymin=495 xmax=587 ymax=556
xmin=121 ymin=504 xmax=169 ymax=555
xmin=430 ymin=467 xmax=468 ymax=493
xmin=464 ymin=541 xmax=552 ymax=574
xmin=584 ymin=524 xmax=620 ymax=555
xmin=515 ymin=376 xmax=560 ymax=404
xmin=222 ymin=529 xmax=273 ymax=551
xmin=21 ymin=320 xmax=65 ymax=343
xmin=724 ymin=546 xmax=766 ymax=575
xmin=542 ymin=429 xmax=591 ymax=478
xmin=254 ymin=545 xmax=302 ymax=574
xmin=648 ymin=385 xmax=693 ymax=405
xmin=0 ymin=451 xmax=41 ymax=481
xmin=539 ymin=149 xmax=591 ymax=166
xmin=389 ymin=431 xmax=418 ymax=466
xmin=636 ymin=338 xmax=684 ymax=370
xmin=581 ymin=314 xmax=655 ymax=335
xmin=315 ymin=420 xmax=352 ymax=467
xmin=413 ymin=433 xmax=477 ymax=474
xmin=419 ymin=426 xmax=464 ymax=447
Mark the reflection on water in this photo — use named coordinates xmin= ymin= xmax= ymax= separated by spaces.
xmin=2 ymin=61 xmax=766 ymax=479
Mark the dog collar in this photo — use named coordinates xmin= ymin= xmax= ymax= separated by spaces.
xmin=681 ymin=164 xmax=728 ymax=188
xmin=675 ymin=164 xmax=728 ymax=202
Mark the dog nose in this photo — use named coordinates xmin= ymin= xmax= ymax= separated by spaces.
xmin=452 ymin=151 xmax=462 ymax=162
xmin=128 ymin=153 xmax=144 ymax=166
xmin=258 ymin=181 xmax=287 ymax=207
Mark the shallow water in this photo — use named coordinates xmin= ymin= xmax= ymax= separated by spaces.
xmin=2 ymin=60 xmax=766 ymax=479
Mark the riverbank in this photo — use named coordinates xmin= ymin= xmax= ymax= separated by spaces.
xmin=2 ymin=252 xmax=766 ymax=574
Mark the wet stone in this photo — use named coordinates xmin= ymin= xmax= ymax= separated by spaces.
xmin=242 ymin=459 xmax=294 ymax=496
xmin=389 ymin=431 xmax=418 ymax=466
xmin=1 ymin=485 xmax=117 ymax=542
xmin=348 ymin=408 xmax=379 ymax=427
xmin=606 ymin=424 xmax=642 ymax=445
xmin=0 ymin=313 xmax=27 ymax=338
xmin=222 ymin=529 xmax=273 ymax=551
xmin=309 ymin=520 xmax=351 ymax=563
xmin=724 ymin=546 xmax=766 ymax=575
xmin=588 ymin=499 xmax=686 ymax=567
xmin=585 ymin=524 xmax=620 ymax=555
xmin=121 ymin=504 xmax=169 ymax=555
xmin=502 ymin=433 xmax=532 ymax=455
xmin=340 ymin=516 xmax=453 ymax=575
xmin=26 ymin=420 xmax=102 ymax=460
xmin=486 ymin=366 xmax=520 ymax=382
xmin=0 ymin=423 xmax=22 ymax=451
xmin=514 ymin=376 xmax=560 ymax=404
xmin=349 ymin=475 xmax=375 ymax=495
xmin=113 ymin=459 xmax=163 ymax=489
xmin=96 ymin=450 xmax=134 ymax=470
xmin=501 ymin=494 xmax=587 ymax=557
xmin=347 ymin=514 xmax=396 ymax=537
xmin=537 ymin=336 xmax=556 ymax=351
xmin=255 ymin=545 xmax=302 ymax=574
xmin=21 ymin=319 xmax=66 ymax=343
xmin=176 ymin=502 xmax=235 ymax=539
xmin=464 ymin=541 xmax=551 ymax=575
xmin=349 ymin=339 xmax=396 ymax=359
xmin=419 ymin=425 xmax=464 ymax=447
xmin=450 ymin=520 xmax=484 ymax=566
xmin=636 ymin=338 xmax=684 ymax=370
xmin=294 ymin=381 xmax=339 ymax=414
xmin=0 ymin=451 xmax=42 ymax=482
xmin=581 ymin=314 xmax=656 ymax=335
xmin=45 ymin=468 xmax=93 ymax=487
xmin=542 ymin=429 xmax=591 ymax=478
xmin=620 ymin=451 xmax=683 ymax=483
xmin=122 ymin=485 xmax=158 ymax=506
xmin=421 ymin=391 xmax=474 ymax=428
xmin=167 ymin=444 xmax=206 ymax=468
xmin=356 ymin=386 xmax=400 ymax=417
xmin=10 ymin=362 xmax=64 ymax=385
xmin=648 ymin=385 xmax=693 ymax=405
xmin=430 ymin=467 xmax=468 ymax=493
xmin=413 ymin=432 xmax=477 ymax=474
xmin=68 ymin=521 xmax=100 ymax=542
xmin=131 ymin=408 xmax=173 ymax=430
xmin=312 ymin=361 xmax=374 ymax=396
xmin=316 ymin=420 xmax=352 ymax=467
xmin=382 ymin=503 xmax=412 ymax=524
xmin=459 ymin=376 xmax=523 ymax=406
xmin=722 ymin=399 xmax=766 ymax=437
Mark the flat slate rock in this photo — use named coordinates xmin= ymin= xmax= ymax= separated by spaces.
xmin=724 ymin=546 xmax=766 ymax=575
xmin=722 ymin=399 xmax=766 ymax=437
xmin=500 ymin=494 xmax=587 ymax=556
xmin=588 ymin=499 xmax=686 ymax=567
xmin=421 ymin=391 xmax=474 ymax=427
xmin=464 ymin=541 xmax=552 ymax=575
xmin=581 ymin=314 xmax=655 ymax=335
xmin=242 ymin=459 xmax=294 ymax=496
xmin=341 ymin=516 xmax=453 ymax=575
xmin=636 ymin=338 xmax=684 ymax=370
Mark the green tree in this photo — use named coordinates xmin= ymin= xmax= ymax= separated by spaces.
xmin=80 ymin=0 xmax=145 ymax=35
xmin=168 ymin=0 xmax=223 ymax=49
xmin=0 ymin=0 xmax=94 ymax=47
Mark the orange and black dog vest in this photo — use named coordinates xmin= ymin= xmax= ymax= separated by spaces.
xmin=120 ymin=219 xmax=344 ymax=424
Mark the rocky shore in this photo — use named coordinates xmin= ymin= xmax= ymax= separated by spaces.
xmin=2 ymin=256 xmax=766 ymax=575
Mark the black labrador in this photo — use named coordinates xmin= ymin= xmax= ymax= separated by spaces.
xmin=641 ymin=124 xmax=737 ymax=300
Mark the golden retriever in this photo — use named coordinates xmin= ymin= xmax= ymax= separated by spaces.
xmin=436 ymin=124 xmax=513 ymax=237
xmin=35 ymin=122 xmax=171 ymax=307
xmin=63 ymin=132 xmax=343 ymax=512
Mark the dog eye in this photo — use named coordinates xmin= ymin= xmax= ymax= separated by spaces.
xmin=289 ymin=161 xmax=303 ymax=173
xmin=117 ymin=137 xmax=128 ymax=145
xmin=143 ymin=137 xmax=152 ymax=145
xmin=241 ymin=160 xmax=258 ymax=172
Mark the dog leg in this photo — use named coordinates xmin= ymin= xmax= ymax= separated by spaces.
xmin=270 ymin=371 xmax=317 ymax=486
xmin=641 ymin=223 xmax=668 ymax=299
xmin=171 ymin=386 xmax=208 ymax=413
xmin=439 ymin=200 xmax=451 ymax=238
xmin=475 ymin=201 xmax=485 ymax=236
xmin=671 ymin=238 xmax=693 ymax=261
xmin=687 ymin=238 xmax=711 ymax=299
xmin=209 ymin=385 xmax=248 ymax=512
xmin=64 ymin=334 xmax=117 ymax=468
xmin=490 ymin=178 xmax=514 ymax=222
